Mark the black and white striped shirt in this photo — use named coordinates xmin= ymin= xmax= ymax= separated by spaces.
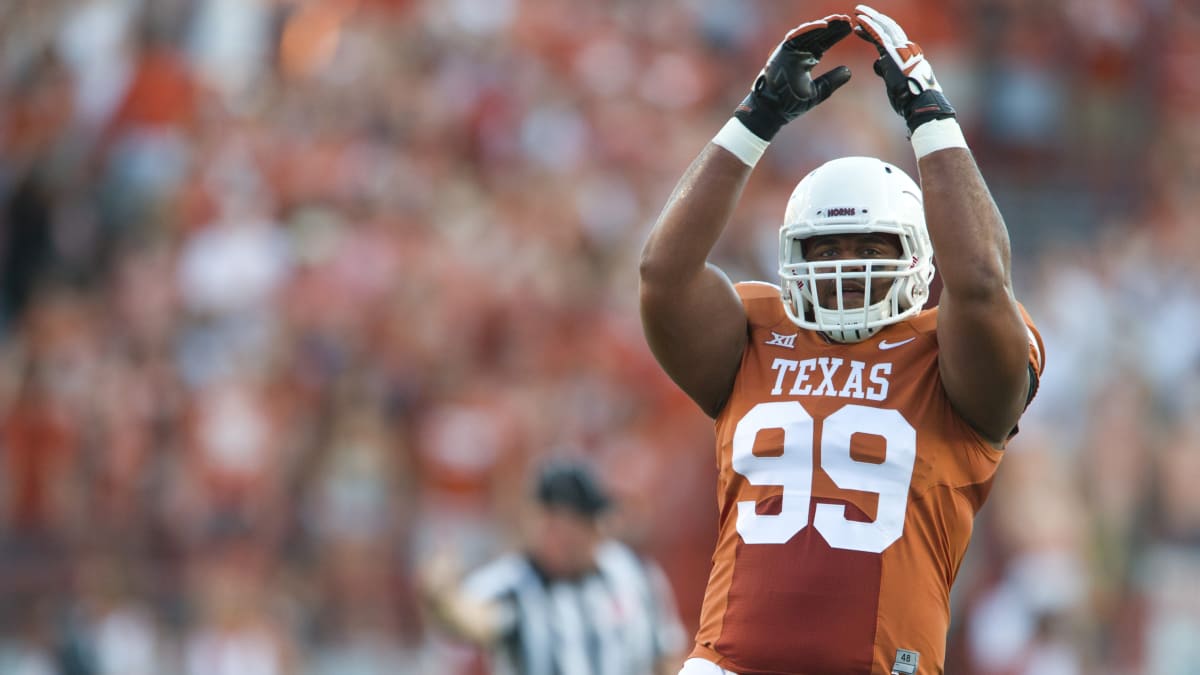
xmin=461 ymin=541 xmax=685 ymax=675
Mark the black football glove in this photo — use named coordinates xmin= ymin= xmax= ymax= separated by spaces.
xmin=734 ymin=15 xmax=853 ymax=141
xmin=854 ymin=4 xmax=956 ymax=134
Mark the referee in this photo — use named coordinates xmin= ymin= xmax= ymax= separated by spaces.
xmin=420 ymin=460 xmax=686 ymax=675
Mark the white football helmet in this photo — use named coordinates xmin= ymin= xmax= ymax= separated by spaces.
xmin=778 ymin=156 xmax=935 ymax=343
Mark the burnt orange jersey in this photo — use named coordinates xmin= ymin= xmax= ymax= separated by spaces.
xmin=689 ymin=282 xmax=1045 ymax=675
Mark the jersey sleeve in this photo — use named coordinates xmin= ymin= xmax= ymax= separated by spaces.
xmin=1018 ymin=303 xmax=1045 ymax=407
xmin=734 ymin=281 xmax=783 ymax=309
xmin=733 ymin=281 xmax=788 ymax=329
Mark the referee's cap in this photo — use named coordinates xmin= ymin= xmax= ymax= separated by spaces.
xmin=534 ymin=460 xmax=612 ymax=518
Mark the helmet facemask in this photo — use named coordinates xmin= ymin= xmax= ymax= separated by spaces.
xmin=778 ymin=157 xmax=935 ymax=343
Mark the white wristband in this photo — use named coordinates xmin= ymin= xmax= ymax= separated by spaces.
xmin=712 ymin=118 xmax=770 ymax=167
xmin=910 ymin=118 xmax=968 ymax=159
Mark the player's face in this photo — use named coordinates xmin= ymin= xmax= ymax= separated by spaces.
xmin=802 ymin=233 xmax=903 ymax=309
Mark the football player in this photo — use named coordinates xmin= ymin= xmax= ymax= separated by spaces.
xmin=638 ymin=6 xmax=1045 ymax=674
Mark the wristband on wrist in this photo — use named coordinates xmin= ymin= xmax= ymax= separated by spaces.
xmin=713 ymin=118 xmax=771 ymax=168
xmin=910 ymin=118 xmax=968 ymax=159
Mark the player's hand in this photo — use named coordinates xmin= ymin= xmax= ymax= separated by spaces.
xmin=734 ymin=14 xmax=853 ymax=141
xmin=853 ymin=5 xmax=956 ymax=133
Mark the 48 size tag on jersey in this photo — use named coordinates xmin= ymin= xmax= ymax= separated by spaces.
xmin=891 ymin=648 xmax=919 ymax=675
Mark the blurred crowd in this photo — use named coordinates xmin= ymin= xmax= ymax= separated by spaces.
xmin=0 ymin=0 xmax=1196 ymax=673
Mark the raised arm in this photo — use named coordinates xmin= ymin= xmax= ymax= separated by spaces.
xmin=640 ymin=15 xmax=853 ymax=417
xmin=417 ymin=550 xmax=507 ymax=646
xmin=855 ymin=5 xmax=1034 ymax=445
xmin=639 ymin=146 xmax=751 ymax=418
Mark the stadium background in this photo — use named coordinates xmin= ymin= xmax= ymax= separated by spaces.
xmin=0 ymin=0 xmax=1196 ymax=673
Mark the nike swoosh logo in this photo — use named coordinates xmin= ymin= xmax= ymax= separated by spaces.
xmin=878 ymin=337 xmax=916 ymax=350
